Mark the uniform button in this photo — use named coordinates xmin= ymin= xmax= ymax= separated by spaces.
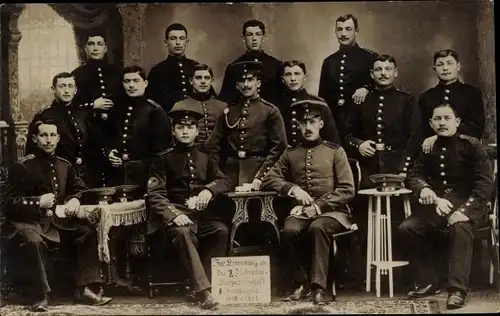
xmin=125 ymin=119 xmax=129 ymax=123
xmin=406 ymin=157 xmax=411 ymax=161
xmin=307 ymin=156 xmax=312 ymax=159
xmin=307 ymin=163 xmax=311 ymax=166
xmin=127 ymin=112 xmax=131 ymax=116
xmin=403 ymin=168 xmax=408 ymax=172
xmin=339 ymin=86 xmax=344 ymax=90
xmin=241 ymin=123 xmax=245 ymax=127
xmin=240 ymin=137 xmax=244 ymax=141
xmin=377 ymin=131 xmax=382 ymax=136
xmin=466 ymin=202 xmax=470 ymax=206
xmin=101 ymin=85 xmax=105 ymax=89
xmin=291 ymin=118 xmax=297 ymax=122
xmin=241 ymin=131 xmax=245 ymax=134
xmin=342 ymin=54 xmax=346 ymax=58
xmin=23 ymin=200 xmax=27 ymax=205
xmin=440 ymin=155 xmax=444 ymax=159
xmin=445 ymin=89 xmax=450 ymax=93
xmin=339 ymin=79 xmax=343 ymax=83
xmin=191 ymin=174 xmax=195 ymax=178
xmin=189 ymin=166 xmax=194 ymax=170
xmin=377 ymin=117 xmax=382 ymax=121
xmin=254 ymin=58 xmax=259 ymax=62
xmin=291 ymin=98 xmax=296 ymax=102
xmin=340 ymin=73 xmax=344 ymax=77
xmin=442 ymin=147 xmax=446 ymax=151
xmin=307 ymin=170 xmax=311 ymax=173
xmin=469 ymin=198 xmax=474 ymax=202
xmin=308 ymin=177 xmax=312 ymax=181
xmin=97 ymin=68 xmax=102 ymax=71
xmin=182 ymin=81 xmax=186 ymax=85
xmin=128 ymin=106 xmax=133 ymax=110
xmin=378 ymin=139 xmax=382 ymax=143
xmin=379 ymin=96 xmax=384 ymax=100
xmin=307 ymin=149 xmax=312 ymax=153
xmin=242 ymin=110 xmax=248 ymax=115
xmin=204 ymin=114 xmax=208 ymax=118
xmin=377 ymin=124 xmax=382 ymax=128
xmin=341 ymin=60 xmax=345 ymax=64
xmin=340 ymin=66 xmax=344 ymax=70
xmin=292 ymin=125 xmax=296 ymax=129
xmin=187 ymin=153 xmax=191 ymax=157
xmin=291 ymin=111 xmax=296 ymax=115
xmin=292 ymin=132 xmax=296 ymax=135
xmin=124 ymin=127 xmax=128 ymax=130
xmin=189 ymin=160 xmax=193 ymax=163
xmin=180 ymin=69 xmax=184 ymax=73
xmin=178 ymin=63 xmax=183 ymax=67
xmin=240 ymin=145 xmax=244 ymax=149
xmin=377 ymin=109 xmax=382 ymax=113
xmin=444 ymin=96 xmax=449 ymax=101
xmin=440 ymin=164 xmax=445 ymax=168
xmin=53 ymin=177 xmax=57 ymax=180
xmin=182 ymin=88 xmax=186 ymax=92
xmin=122 ymin=140 xmax=126 ymax=144
xmin=441 ymin=172 xmax=445 ymax=176
xmin=100 ymin=80 xmax=104 ymax=83
xmin=405 ymin=162 xmax=409 ymax=166
xmin=98 ymin=73 xmax=103 ymax=77
xmin=181 ymin=75 xmax=185 ymax=79
xmin=102 ymin=93 xmax=106 ymax=96
xmin=443 ymin=180 xmax=447 ymax=185
xmin=123 ymin=134 xmax=127 ymax=138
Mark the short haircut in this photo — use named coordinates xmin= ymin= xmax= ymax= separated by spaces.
xmin=33 ymin=118 xmax=58 ymax=135
xmin=165 ymin=23 xmax=188 ymax=39
xmin=431 ymin=103 xmax=459 ymax=118
xmin=84 ymin=31 xmax=107 ymax=44
xmin=123 ymin=66 xmax=147 ymax=80
xmin=433 ymin=49 xmax=460 ymax=64
xmin=336 ymin=14 xmax=359 ymax=30
xmin=282 ymin=60 xmax=307 ymax=75
xmin=242 ymin=20 xmax=266 ymax=36
xmin=373 ymin=54 xmax=397 ymax=68
xmin=191 ymin=63 xmax=214 ymax=78
xmin=52 ymin=72 xmax=75 ymax=87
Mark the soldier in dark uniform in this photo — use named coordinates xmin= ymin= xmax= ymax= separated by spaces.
xmin=26 ymin=73 xmax=91 ymax=184
xmin=278 ymin=60 xmax=340 ymax=147
xmin=318 ymin=14 xmax=378 ymax=141
xmin=206 ymin=60 xmax=287 ymax=189
xmin=419 ymin=49 xmax=485 ymax=153
xmin=1 ymin=119 xmax=112 ymax=312
xmin=105 ymin=66 xmax=172 ymax=191
xmin=147 ymin=106 xmax=232 ymax=310
xmin=71 ymin=32 xmax=123 ymax=188
xmin=146 ymin=23 xmax=216 ymax=113
xmin=396 ymin=103 xmax=494 ymax=310
xmin=262 ymin=99 xmax=355 ymax=305
xmin=171 ymin=63 xmax=227 ymax=152
xmin=218 ymin=20 xmax=283 ymax=105
xmin=344 ymin=55 xmax=422 ymax=188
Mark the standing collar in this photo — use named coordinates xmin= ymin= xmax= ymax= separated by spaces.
xmin=302 ymin=137 xmax=323 ymax=148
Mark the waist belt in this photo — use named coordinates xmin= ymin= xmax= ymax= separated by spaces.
xmin=228 ymin=150 xmax=267 ymax=159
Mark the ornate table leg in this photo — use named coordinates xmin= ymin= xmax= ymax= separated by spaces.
xmin=259 ymin=196 xmax=280 ymax=245
xmin=229 ymin=197 xmax=250 ymax=254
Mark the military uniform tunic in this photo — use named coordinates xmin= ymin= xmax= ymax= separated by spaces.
xmin=277 ymin=88 xmax=341 ymax=147
xmin=318 ymin=43 xmax=377 ymax=139
xmin=344 ymin=87 xmax=422 ymax=187
xmin=71 ymin=59 xmax=124 ymax=187
xmin=170 ymin=92 xmax=227 ymax=151
xmin=419 ymin=81 xmax=485 ymax=139
xmin=206 ymin=97 xmax=287 ymax=186
xmin=219 ymin=51 xmax=283 ymax=105
xmin=104 ymin=97 xmax=172 ymax=189
xmin=146 ymin=55 xmax=216 ymax=113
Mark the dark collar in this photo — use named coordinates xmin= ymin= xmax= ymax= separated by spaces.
xmin=284 ymin=88 xmax=309 ymax=100
xmin=167 ymin=54 xmax=186 ymax=62
xmin=243 ymin=50 xmax=266 ymax=58
xmin=51 ymin=99 xmax=72 ymax=108
xmin=85 ymin=58 xmax=107 ymax=67
xmin=373 ymin=86 xmax=397 ymax=94
xmin=33 ymin=147 xmax=57 ymax=163
xmin=190 ymin=91 xmax=213 ymax=102
xmin=339 ymin=42 xmax=360 ymax=53
xmin=302 ymin=137 xmax=323 ymax=148
xmin=437 ymin=80 xmax=462 ymax=89
xmin=435 ymin=133 xmax=459 ymax=146
xmin=174 ymin=142 xmax=197 ymax=153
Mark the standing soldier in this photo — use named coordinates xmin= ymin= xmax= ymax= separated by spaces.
xmin=419 ymin=49 xmax=485 ymax=153
xmin=278 ymin=60 xmax=340 ymax=147
xmin=396 ymin=104 xmax=494 ymax=310
xmin=1 ymin=119 xmax=112 ymax=312
xmin=344 ymin=55 xmax=422 ymax=187
xmin=318 ymin=14 xmax=377 ymax=141
xmin=105 ymin=66 xmax=172 ymax=191
xmin=207 ymin=60 xmax=287 ymax=190
xmin=147 ymin=105 xmax=232 ymax=310
xmin=146 ymin=23 xmax=215 ymax=113
xmin=262 ymin=99 xmax=355 ymax=305
xmin=71 ymin=32 xmax=123 ymax=188
xmin=26 ymin=73 xmax=90 ymax=184
xmin=219 ymin=20 xmax=283 ymax=106
xmin=171 ymin=64 xmax=227 ymax=152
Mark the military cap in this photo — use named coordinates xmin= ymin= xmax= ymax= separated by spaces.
xmin=369 ymin=173 xmax=406 ymax=191
xmin=290 ymin=99 xmax=330 ymax=120
xmin=229 ymin=60 xmax=262 ymax=79
xmin=169 ymin=104 xmax=204 ymax=125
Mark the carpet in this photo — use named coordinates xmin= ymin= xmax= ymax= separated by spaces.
xmin=0 ymin=299 xmax=440 ymax=315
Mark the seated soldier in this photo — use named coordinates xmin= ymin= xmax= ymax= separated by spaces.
xmin=262 ymin=98 xmax=356 ymax=305
xmin=396 ymin=103 xmax=494 ymax=309
xmin=1 ymin=119 xmax=112 ymax=312
xmin=147 ymin=104 xmax=232 ymax=310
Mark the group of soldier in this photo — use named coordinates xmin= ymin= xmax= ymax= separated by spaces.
xmin=1 ymin=13 xmax=495 ymax=312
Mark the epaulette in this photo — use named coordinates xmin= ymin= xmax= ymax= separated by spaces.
xmin=158 ymin=148 xmax=174 ymax=155
xmin=56 ymin=156 xmax=71 ymax=164
xmin=146 ymin=99 xmax=162 ymax=109
xmin=459 ymin=134 xmax=480 ymax=145
xmin=18 ymin=154 xmax=35 ymax=163
xmin=260 ymin=98 xmax=279 ymax=110
xmin=309 ymin=94 xmax=326 ymax=102
xmin=322 ymin=140 xmax=341 ymax=149
xmin=287 ymin=144 xmax=301 ymax=151
xmin=361 ymin=47 xmax=378 ymax=55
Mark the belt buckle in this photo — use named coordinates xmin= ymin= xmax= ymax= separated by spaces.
xmin=237 ymin=150 xmax=246 ymax=159
xmin=337 ymin=99 xmax=345 ymax=106
xmin=375 ymin=143 xmax=386 ymax=151
xmin=122 ymin=153 xmax=129 ymax=161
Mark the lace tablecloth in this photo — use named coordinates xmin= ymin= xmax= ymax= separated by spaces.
xmin=79 ymin=200 xmax=146 ymax=263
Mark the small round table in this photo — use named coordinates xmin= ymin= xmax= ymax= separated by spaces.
xmin=358 ymin=188 xmax=412 ymax=298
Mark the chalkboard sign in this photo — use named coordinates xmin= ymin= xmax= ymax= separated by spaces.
xmin=211 ymin=256 xmax=271 ymax=304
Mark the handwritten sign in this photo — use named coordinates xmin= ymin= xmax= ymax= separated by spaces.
xmin=211 ymin=256 xmax=271 ymax=304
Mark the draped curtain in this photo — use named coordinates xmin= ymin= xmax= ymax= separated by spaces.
xmin=48 ymin=3 xmax=124 ymax=66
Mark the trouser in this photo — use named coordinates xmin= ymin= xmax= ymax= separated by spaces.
xmin=10 ymin=225 xmax=102 ymax=296
xmin=282 ymin=216 xmax=346 ymax=290
xmin=155 ymin=220 xmax=229 ymax=292
xmin=396 ymin=206 xmax=476 ymax=292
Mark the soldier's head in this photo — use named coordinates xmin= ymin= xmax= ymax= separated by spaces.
xmin=190 ymin=64 xmax=214 ymax=94
xmin=433 ymin=49 xmax=461 ymax=84
xmin=335 ymin=14 xmax=359 ymax=46
xmin=51 ymin=72 xmax=77 ymax=103
xmin=232 ymin=61 xmax=262 ymax=98
xmin=242 ymin=20 xmax=266 ymax=52
xmin=122 ymin=66 xmax=148 ymax=98
xmin=293 ymin=100 xmax=327 ymax=142
xmin=282 ymin=60 xmax=308 ymax=92
xmin=165 ymin=23 xmax=189 ymax=56
xmin=84 ymin=32 xmax=107 ymax=60
xmin=169 ymin=110 xmax=202 ymax=145
xmin=430 ymin=103 xmax=461 ymax=137
xmin=371 ymin=55 xmax=398 ymax=89
xmin=32 ymin=119 xmax=60 ymax=155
